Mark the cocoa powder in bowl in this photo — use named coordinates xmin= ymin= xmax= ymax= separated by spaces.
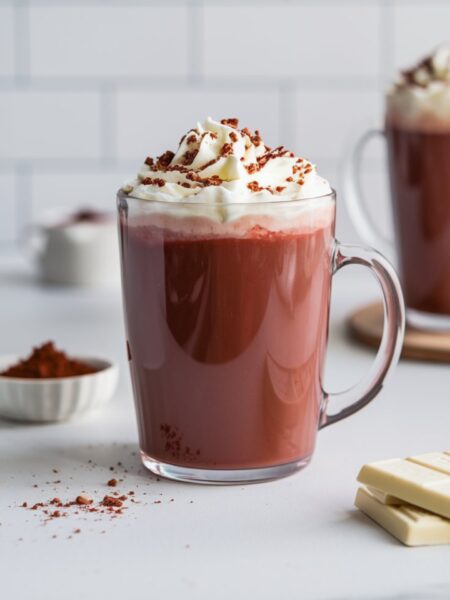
xmin=0 ymin=342 xmax=98 ymax=379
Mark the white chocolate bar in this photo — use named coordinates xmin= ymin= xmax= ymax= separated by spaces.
xmin=367 ymin=486 xmax=402 ymax=505
xmin=357 ymin=451 xmax=450 ymax=520
xmin=355 ymin=487 xmax=450 ymax=546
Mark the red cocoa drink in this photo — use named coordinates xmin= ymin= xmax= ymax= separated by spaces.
xmin=386 ymin=44 xmax=450 ymax=321
xmin=119 ymin=117 xmax=336 ymax=477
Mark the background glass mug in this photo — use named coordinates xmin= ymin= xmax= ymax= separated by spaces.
xmin=118 ymin=190 xmax=404 ymax=484
xmin=344 ymin=120 xmax=450 ymax=331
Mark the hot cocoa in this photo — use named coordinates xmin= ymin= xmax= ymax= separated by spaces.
xmin=386 ymin=44 xmax=450 ymax=320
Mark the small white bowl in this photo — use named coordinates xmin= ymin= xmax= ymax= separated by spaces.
xmin=0 ymin=356 xmax=119 ymax=422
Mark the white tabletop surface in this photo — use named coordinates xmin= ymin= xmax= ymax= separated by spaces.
xmin=1 ymin=252 xmax=450 ymax=600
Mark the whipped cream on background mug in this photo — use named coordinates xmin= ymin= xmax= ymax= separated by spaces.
xmin=345 ymin=43 xmax=450 ymax=331
xmin=118 ymin=117 xmax=404 ymax=484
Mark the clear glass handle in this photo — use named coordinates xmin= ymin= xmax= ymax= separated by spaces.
xmin=343 ymin=128 xmax=392 ymax=256
xmin=319 ymin=242 xmax=405 ymax=429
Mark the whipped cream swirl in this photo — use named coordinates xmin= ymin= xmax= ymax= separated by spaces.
xmin=386 ymin=43 xmax=450 ymax=131
xmin=122 ymin=117 xmax=331 ymax=204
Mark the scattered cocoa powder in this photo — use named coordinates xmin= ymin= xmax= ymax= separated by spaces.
xmin=102 ymin=496 xmax=123 ymax=508
xmin=21 ymin=490 xmax=130 ymax=525
xmin=15 ymin=446 xmax=184 ymax=539
xmin=76 ymin=494 xmax=93 ymax=506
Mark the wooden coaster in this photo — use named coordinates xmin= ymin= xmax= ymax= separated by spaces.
xmin=347 ymin=302 xmax=450 ymax=363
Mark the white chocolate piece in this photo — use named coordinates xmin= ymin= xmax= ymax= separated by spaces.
xmin=409 ymin=451 xmax=450 ymax=476
xmin=355 ymin=487 xmax=450 ymax=546
xmin=357 ymin=451 xmax=450 ymax=519
xmin=367 ymin=486 xmax=402 ymax=505
xmin=367 ymin=452 xmax=450 ymax=506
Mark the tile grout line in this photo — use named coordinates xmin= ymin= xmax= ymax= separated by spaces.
xmin=379 ymin=0 xmax=395 ymax=86
xmin=0 ymin=76 xmax=383 ymax=92
xmin=5 ymin=0 xmax=447 ymax=6
xmin=188 ymin=0 xmax=204 ymax=84
xmin=13 ymin=0 xmax=30 ymax=85
xmin=279 ymin=82 xmax=295 ymax=152
xmin=15 ymin=162 xmax=33 ymax=242
xmin=99 ymin=83 xmax=117 ymax=165
xmin=0 ymin=158 xmax=140 ymax=172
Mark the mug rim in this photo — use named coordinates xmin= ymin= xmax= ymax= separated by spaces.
xmin=116 ymin=188 xmax=336 ymax=208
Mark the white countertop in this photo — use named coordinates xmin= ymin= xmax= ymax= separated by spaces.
xmin=1 ymin=253 xmax=450 ymax=600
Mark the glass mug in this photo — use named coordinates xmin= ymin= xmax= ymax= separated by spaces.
xmin=118 ymin=190 xmax=404 ymax=484
xmin=344 ymin=120 xmax=450 ymax=331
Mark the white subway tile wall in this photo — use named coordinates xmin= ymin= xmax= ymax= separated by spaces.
xmin=292 ymin=90 xmax=383 ymax=160
xmin=30 ymin=167 xmax=134 ymax=220
xmin=116 ymin=88 xmax=281 ymax=160
xmin=1 ymin=1 xmax=446 ymax=247
xmin=0 ymin=173 xmax=17 ymax=243
xmin=393 ymin=4 xmax=450 ymax=70
xmin=1 ymin=91 xmax=102 ymax=159
xmin=29 ymin=6 xmax=190 ymax=78
xmin=203 ymin=5 xmax=382 ymax=80
xmin=0 ymin=6 xmax=14 ymax=78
